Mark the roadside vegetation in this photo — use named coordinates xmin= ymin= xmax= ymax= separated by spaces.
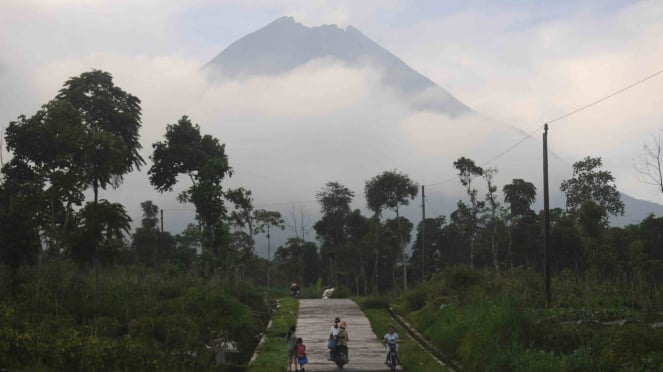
xmin=358 ymin=297 xmax=449 ymax=372
xmin=393 ymin=266 xmax=663 ymax=371
xmin=248 ymin=297 xmax=298 ymax=372
xmin=0 ymin=261 xmax=269 ymax=371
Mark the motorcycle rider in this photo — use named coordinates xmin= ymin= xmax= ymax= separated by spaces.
xmin=383 ymin=325 xmax=400 ymax=365
xmin=328 ymin=317 xmax=341 ymax=360
xmin=290 ymin=282 xmax=300 ymax=297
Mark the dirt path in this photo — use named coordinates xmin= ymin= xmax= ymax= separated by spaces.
xmin=295 ymin=299 xmax=400 ymax=371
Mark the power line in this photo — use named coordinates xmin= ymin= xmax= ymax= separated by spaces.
xmin=547 ymin=68 xmax=663 ymax=125
xmin=425 ymin=67 xmax=663 ymax=186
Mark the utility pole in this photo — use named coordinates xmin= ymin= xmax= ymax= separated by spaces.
xmin=543 ymin=124 xmax=552 ymax=307
xmin=421 ymin=185 xmax=426 ymax=281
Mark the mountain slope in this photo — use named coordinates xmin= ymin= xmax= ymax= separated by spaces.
xmin=201 ymin=16 xmax=662 ymax=232
xmin=205 ymin=16 xmax=470 ymax=115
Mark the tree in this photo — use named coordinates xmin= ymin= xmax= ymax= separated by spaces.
xmin=635 ymin=130 xmax=663 ymax=194
xmin=226 ymin=187 xmax=255 ymax=238
xmin=253 ymin=209 xmax=285 ymax=287
xmin=4 ymin=99 xmax=89 ymax=255
xmin=483 ymin=167 xmax=501 ymax=274
xmin=72 ymin=199 xmax=131 ymax=266
xmin=453 ymin=157 xmax=484 ymax=268
xmin=60 ymin=70 xmax=143 ymax=290
xmin=410 ymin=216 xmax=446 ymax=280
xmin=382 ymin=216 xmax=413 ymax=289
xmin=5 ymin=70 xmax=143 ymax=291
xmin=314 ymin=181 xmax=355 ymax=286
xmin=274 ymin=237 xmax=306 ymax=284
xmin=149 ymin=116 xmax=233 ymax=271
xmin=364 ymin=170 xmax=418 ymax=291
xmin=131 ymin=201 xmax=158 ymax=266
xmin=503 ymin=179 xmax=537 ymax=269
xmin=560 ymin=156 xmax=624 ymax=217
xmin=503 ymin=179 xmax=537 ymax=217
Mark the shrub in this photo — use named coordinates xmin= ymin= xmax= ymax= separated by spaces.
xmin=442 ymin=265 xmax=484 ymax=300
xmin=330 ymin=286 xmax=351 ymax=298
xmin=361 ymin=297 xmax=390 ymax=310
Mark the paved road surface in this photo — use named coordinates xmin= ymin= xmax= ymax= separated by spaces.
xmin=295 ymin=299 xmax=401 ymax=371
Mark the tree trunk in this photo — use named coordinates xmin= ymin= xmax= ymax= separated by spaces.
xmin=396 ymin=208 xmax=407 ymax=292
xmin=93 ymin=180 xmax=100 ymax=296
xmin=491 ymin=221 xmax=499 ymax=276
xmin=507 ymin=227 xmax=513 ymax=271
xmin=373 ymin=247 xmax=379 ymax=295
xmin=469 ymin=231 xmax=475 ymax=269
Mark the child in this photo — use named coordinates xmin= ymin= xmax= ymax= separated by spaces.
xmin=296 ymin=337 xmax=308 ymax=372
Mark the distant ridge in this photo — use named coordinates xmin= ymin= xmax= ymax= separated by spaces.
xmin=204 ymin=16 xmax=470 ymax=115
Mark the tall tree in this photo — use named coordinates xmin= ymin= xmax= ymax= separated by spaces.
xmin=59 ymin=70 xmax=143 ymax=289
xmin=560 ymin=156 xmax=624 ymax=217
xmin=4 ymin=100 xmax=89 ymax=254
xmin=483 ymin=167 xmax=501 ymax=274
xmin=314 ymin=181 xmax=355 ymax=286
xmin=364 ymin=170 xmax=418 ymax=291
xmin=226 ymin=187 xmax=255 ymax=238
xmin=502 ymin=179 xmax=537 ymax=269
xmin=274 ymin=237 xmax=306 ymax=284
xmin=149 ymin=116 xmax=233 ymax=272
xmin=254 ymin=209 xmax=285 ymax=287
xmin=410 ymin=216 xmax=446 ymax=280
xmin=131 ymin=201 xmax=163 ymax=267
xmin=453 ymin=157 xmax=484 ymax=268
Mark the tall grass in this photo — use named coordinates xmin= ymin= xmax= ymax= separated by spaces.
xmin=247 ymin=297 xmax=298 ymax=372
xmin=397 ymin=265 xmax=663 ymax=371
xmin=357 ymin=298 xmax=450 ymax=372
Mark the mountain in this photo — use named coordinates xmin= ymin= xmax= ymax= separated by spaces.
xmin=204 ymin=16 xmax=470 ymax=116
xmin=201 ymin=16 xmax=662 ymax=235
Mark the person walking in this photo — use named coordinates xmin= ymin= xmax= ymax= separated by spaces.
xmin=287 ymin=325 xmax=298 ymax=371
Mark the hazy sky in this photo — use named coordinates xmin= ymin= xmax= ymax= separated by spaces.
xmin=1 ymin=0 xmax=662 ymax=247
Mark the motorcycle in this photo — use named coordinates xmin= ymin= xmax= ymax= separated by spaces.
xmin=333 ymin=344 xmax=348 ymax=369
xmin=386 ymin=342 xmax=399 ymax=371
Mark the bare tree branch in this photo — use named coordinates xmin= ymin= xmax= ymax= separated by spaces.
xmin=635 ymin=130 xmax=663 ymax=193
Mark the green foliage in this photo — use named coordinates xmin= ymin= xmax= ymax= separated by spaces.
xmin=248 ymin=297 xmax=298 ymax=372
xmin=0 ymin=262 xmax=269 ymax=370
xmin=149 ymin=115 xmax=232 ymax=264
xmin=397 ymin=269 xmax=663 ymax=372
xmin=330 ymin=286 xmax=351 ymax=298
xmin=360 ymin=296 xmax=391 ymax=310
xmin=560 ymin=156 xmax=624 ymax=216
xmin=360 ymin=301 xmax=450 ymax=372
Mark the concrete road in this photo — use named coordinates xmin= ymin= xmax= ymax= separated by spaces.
xmin=295 ymin=299 xmax=400 ymax=371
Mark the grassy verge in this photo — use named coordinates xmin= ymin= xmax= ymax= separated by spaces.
xmin=357 ymin=298 xmax=449 ymax=372
xmin=247 ymin=297 xmax=299 ymax=372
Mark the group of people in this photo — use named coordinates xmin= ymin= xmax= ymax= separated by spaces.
xmin=287 ymin=325 xmax=308 ymax=372
xmin=285 ymin=316 xmax=400 ymax=371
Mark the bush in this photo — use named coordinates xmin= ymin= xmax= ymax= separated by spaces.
xmin=361 ymin=297 xmax=390 ymax=310
xmin=441 ymin=265 xmax=485 ymax=303
xmin=330 ymin=286 xmax=351 ymax=298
